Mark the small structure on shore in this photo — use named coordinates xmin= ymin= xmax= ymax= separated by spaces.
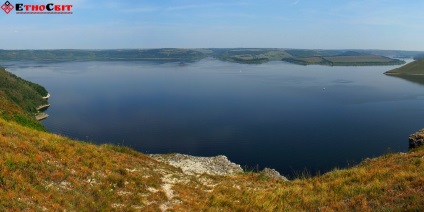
xmin=36 ymin=104 xmax=50 ymax=111
xmin=42 ymin=93 xmax=51 ymax=99
xmin=36 ymin=93 xmax=51 ymax=120
xmin=36 ymin=113 xmax=49 ymax=121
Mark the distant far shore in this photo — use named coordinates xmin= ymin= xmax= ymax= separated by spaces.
xmin=0 ymin=48 xmax=422 ymax=66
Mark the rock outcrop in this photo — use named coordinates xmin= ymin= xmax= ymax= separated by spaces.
xmin=261 ymin=168 xmax=289 ymax=181
xmin=409 ymin=129 xmax=424 ymax=149
xmin=151 ymin=154 xmax=243 ymax=176
xmin=152 ymin=154 xmax=290 ymax=181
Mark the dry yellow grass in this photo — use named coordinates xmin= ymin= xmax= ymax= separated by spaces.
xmin=203 ymin=149 xmax=424 ymax=211
xmin=1 ymin=116 xmax=424 ymax=211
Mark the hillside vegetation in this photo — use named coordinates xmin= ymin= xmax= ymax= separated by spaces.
xmin=384 ymin=58 xmax=424 ymax=86
xmin=1 ymin=67 xmax=424 ymax=210
xmin=1 ymin=114 xmax=424 ymax=210
xmin=282 ymin=50 xmax=405 ymax=66
xmin=385 ymin=58 xmax=424 ymax=75
xmin=0 ymin=49 xmax=206 ymax=62
xmin=212 ymin=48 xmax=292 ymax=64
xmin=0 ymin=67 xmax=48 ymax=131
xmin=213 ymin=49 xmax=407 ymax=65
xmin=1 ymin=48 xmax=421 ymax=66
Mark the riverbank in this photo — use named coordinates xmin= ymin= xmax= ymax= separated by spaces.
xmin=36 ymin=93 xmax=50 ymax=120
xmin=1 ymin=116 xmax=423 ymax=210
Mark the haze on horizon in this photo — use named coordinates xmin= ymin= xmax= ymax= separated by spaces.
xmin=1 ymin=0 xmax=423 ymax=51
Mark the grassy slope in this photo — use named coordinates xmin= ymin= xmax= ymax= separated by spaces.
xmin=0 ymin=118 xmax=170 ymax=210
xmin=0 ymin=67 xmax=47 ymax=131
xmin=208 ymin=149 xmax=424 ymax=211
xmin=1 ymin=116 xmax=424 ymax=211
xmin=385 ymin=58 xmax=424 ymax=75
xmin=0 ymin=67 xmax=48 ymax=111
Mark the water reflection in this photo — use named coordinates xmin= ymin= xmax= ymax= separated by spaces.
xmin=387 ymin=75 xmax=424 ymax=87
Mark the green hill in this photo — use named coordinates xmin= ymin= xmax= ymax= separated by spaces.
xmin=212 ymin=49 xmax=407 ymax=65
xmin=282 ymin=50 xmax=405 ymax=66
xmin=1 ymin=67 xmax=424 ymax=210
xmin=212 ymin=48 xmax=291 ymax=64
xmin=0 ymin=48 xmax=420 ymax=66
xmin=0 ymin=67 xmax=48 ymax=131
xmin=0 ymin=49 xmax=206 ymax=62
xmin=385 ymin=58 xmax=424 ymax=75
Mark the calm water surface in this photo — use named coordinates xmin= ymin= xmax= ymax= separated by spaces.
xmin=4 ymin=59 xmax=424 ymax=177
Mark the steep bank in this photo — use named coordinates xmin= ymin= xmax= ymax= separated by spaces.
xmin=1 ymin=116 xmax=424 ymax=210
xmin=409 ymin=129 xmax=424 ymax=149
xmin=0 ymin=67 xmax=49 ymax=130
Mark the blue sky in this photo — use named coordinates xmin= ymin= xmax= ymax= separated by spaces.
xmin=1 ymin=0 xmax=423 ymax=50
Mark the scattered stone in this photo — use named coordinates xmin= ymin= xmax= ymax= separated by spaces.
xmin=117 ymin=191 xmax=132 ymax=196
xmin=86 ymin=178 xmax=98 ymax=186
xmin=126 ymin=168 xmax=138 ymax=173
xmin=147 ymin=187 xmax=159 ymax=193
xmin=111 ymin=203 xmax=125 ymax=208
xmin=261 ymin=168 xmax=288 ymax=181
xmin=59 ymin=181 xmax=72 ymax=190
xmin=409 ymin=130 xmax=424 ymax=149
xmin=161 ymin=183 xmax=174 ymax=200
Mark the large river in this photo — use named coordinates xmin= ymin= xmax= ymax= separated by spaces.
xmin=4 ymin=59 xmax=424 ymax=177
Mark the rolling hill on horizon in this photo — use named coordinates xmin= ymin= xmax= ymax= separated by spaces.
xmin=0 ymin=48 xmax=421 ymax=66
xmin=384 ymin=58 xmax=424 ymax=86
xmin=385 ymin=58 xmax=424 ymax=75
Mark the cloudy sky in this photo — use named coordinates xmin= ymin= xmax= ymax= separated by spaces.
xmin=1 ymin=0 xmax=423 ymax=50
